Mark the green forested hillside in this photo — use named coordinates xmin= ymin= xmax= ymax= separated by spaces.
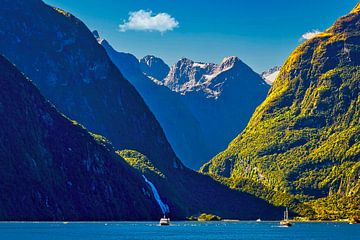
xmin=117 ymin=149 xmax=282 ymax=220
xmin=201 ymin=3 xmax=360 ymax=220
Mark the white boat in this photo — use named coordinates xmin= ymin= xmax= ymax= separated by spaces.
xmin=280 ymin=208 xmax=292 ymax=227
xmin=160 ymin=216 xmax=170 ymax=226
xmin=256 ymin=218 xmax=262 ymax=222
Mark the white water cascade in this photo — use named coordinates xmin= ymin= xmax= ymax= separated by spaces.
xmin=142 ymin=175 xmax=170 ymax=214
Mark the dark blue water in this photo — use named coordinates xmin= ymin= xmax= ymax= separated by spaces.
xmin=0 ymin=221 xmax=359 ymax=240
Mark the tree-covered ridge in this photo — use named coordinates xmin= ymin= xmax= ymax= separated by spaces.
xmin=201 ymin=3 xmax=360 ymax=219
xmin=114 ymin=149 xmax=282 ymax=220
xmin=117 ymin=150 xmax=165 ymax=178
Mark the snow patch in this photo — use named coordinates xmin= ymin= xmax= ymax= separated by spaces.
xmin=263 ymin=70 xmax=280 ymax=85
xmin=147 ymin=75 xmax=164 ymax=86
xmin=192 ymin=62 xmax=208 ymax=69
xmin=164 ymin=56 xmax=242 ymax=98
xmin=261 ymin=66 xmax=281 ymax=85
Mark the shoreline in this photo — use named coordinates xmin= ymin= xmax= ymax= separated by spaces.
xmin=0 ymin=220 xmax=356 ymax=224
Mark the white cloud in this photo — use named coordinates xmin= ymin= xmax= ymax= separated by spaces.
xmin=300 ymin=29 xmax=321 ymax=41
xmin=119 ymin=10 xmax=179 ymax=33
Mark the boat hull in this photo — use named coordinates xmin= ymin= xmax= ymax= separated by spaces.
xmin=160 ymin=218 xmax=170 ymax=226
xmin=280 ymin=221 xmax=292 ymax=227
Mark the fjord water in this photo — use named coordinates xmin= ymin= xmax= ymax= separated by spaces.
xmin=0 ymin=222 xmax=358 ymax=240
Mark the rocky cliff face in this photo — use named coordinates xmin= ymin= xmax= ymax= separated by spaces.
xmin=137 ymin=54 xmax=270 ymax=168
xmin=202 ymin=4 xmax=360 ymax=219
xmin=164 ymin=57 xmax=270 ymax=166
xmin=163 ymin=56 xmax=269 ymax=98
xmin=0 ymin=55 xmax=160 ymax=221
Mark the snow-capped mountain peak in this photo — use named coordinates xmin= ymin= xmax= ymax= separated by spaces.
xmin=140 ymin=55 xmax=170 ymax=81
xmin=261 ymin=66 xmax=281 ymax=85
xmin=162 ymin=56 xmax=254 ymax=98
xmin=219 ymin=56 xmax=241 ymax=70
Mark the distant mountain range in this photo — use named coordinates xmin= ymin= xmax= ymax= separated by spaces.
xmin=201 ymin=3 xmax=360 ymax=220
xmin=95 ymin=33 xmax=210 ymax=171
xmin=97 ymin=39 xmax=270 ymax=169
xmin=160 ymin=56 xmax=270 ymax=168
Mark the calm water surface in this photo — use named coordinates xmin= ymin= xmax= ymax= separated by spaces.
xmin=0 ymin=221 xmax=359 ymax=240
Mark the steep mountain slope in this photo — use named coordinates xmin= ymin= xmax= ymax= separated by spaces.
xmin=0 ymin=0 xmax=282 ymax=220
xmin=163 ymin=57 xmax=270 ymax=166
xmin=0 ymin=55 xmax=160 ymax=221
xmin=0 ymin=0 xmax=181 ymax=172
xmin=95 ymin=34 xmax=210 ymax=169
xmin=202 ymin=4 xmax=360 ymax=219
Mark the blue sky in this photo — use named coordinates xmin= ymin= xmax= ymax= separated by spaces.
xmin=44 ymin=0 xmax=358 ymax=72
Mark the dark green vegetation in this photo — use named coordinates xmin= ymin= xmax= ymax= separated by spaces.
xmin=117 ymin=150 xmax=165 ymax=178
xmin=197 ymin=213 xmax=222 ymax=221
xmin=187 ymin=213 xmax=222 ymax=221
xmin=202 ymin=3 xmax=360 ymax=220
xmin=0 ymin=0 xmax=282 ymax=220
xmin=0 ymin=55 xmax=161 ymax=220
xmin=349 ymin=216 xmax=360 ymax=224
xmin=117 ymin=150 xmax=282 ymax=220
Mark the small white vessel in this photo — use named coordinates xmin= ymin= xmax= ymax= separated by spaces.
xmin=256 ymin=218 xmax=262 ymax=222
xmin=160 ymin=215 xmax=170 ymax=226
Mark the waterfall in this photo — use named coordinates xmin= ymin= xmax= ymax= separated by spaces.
xmin=142 ymin=175 xmax=170 ymax=214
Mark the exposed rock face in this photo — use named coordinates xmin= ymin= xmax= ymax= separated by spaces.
xmin=163 ymin=57 xmax=270 ymax=165
xmin=136 ymin=54 xmax=270 ymax=168
xmin=0 ymin=55 xmax=160 ymax=221
xmin=164 ymin=56 xmax=254 ymax=99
